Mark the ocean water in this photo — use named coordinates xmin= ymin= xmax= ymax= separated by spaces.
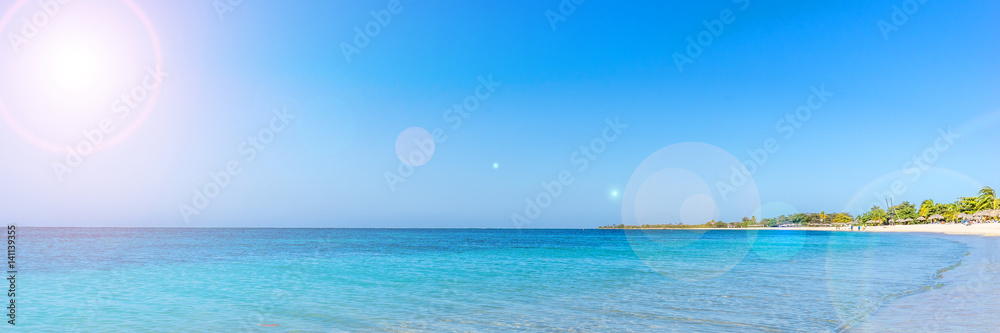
xmin=15 ymin=228 xmax=970 ymax=332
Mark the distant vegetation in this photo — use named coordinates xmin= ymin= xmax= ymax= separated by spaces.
xmin=857 ymin=186 xmax=999 ymax=224
xmin=600 ymin=186 xmax=998 ymax=229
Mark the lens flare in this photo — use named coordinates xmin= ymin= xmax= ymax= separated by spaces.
xmin=0 ymin=0 xmax=163 ymax=153
xmin=621 ymin=142 xmax=761 ymax=281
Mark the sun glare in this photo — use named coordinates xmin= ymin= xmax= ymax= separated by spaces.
xmin=0 ymin=0 xmax=163 ymax=152
xmin=32 ymin=30 xmax=116 ymax=104
xmin=46 ymin=40 xmax=107 ymax=92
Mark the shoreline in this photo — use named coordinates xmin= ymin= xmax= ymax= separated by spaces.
xmin=610 ymin=225 xmax=1000 ymax=330
xmin=850 ymin=232 xmax=1000 ymax=331
xmin=614 ymin=223 xmax=1000 ymax=237
xmin=769 ymin=223 xmax=1000 ymax=237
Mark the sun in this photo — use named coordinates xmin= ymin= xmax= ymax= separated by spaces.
xmin=47 ymin=41 xmax=107 ymax=90
xmin=34 ymin=32 xmax=116 ymax=101
xmin=11 ymin=6 xmax=136 ymax=118
xmin=0 ymin=0 xmax=164 ymax=152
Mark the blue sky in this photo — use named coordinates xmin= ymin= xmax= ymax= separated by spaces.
xmin=0 ymin=0 xmax=997 ymax=227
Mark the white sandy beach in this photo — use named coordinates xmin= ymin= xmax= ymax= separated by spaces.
xmin=644 ymin=223 xmax=1000 ymax=237
xmin=771 ymin=223 xmax=1000 ymax=237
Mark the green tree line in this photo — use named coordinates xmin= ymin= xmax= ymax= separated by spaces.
xmin=858 ymin=186 xmax=998 ymax=224
xmin=600 ymin=186 xmax=997 ymax=228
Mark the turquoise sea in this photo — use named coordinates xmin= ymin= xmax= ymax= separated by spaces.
xmin=16 ymin=228 xmax=975 ymax=332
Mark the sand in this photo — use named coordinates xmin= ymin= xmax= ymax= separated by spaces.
xmin=640 ymin=223 xmax=1000 ymax=237
xmin=859 ymin=223 xmax=1000 ymax=236
xmin=764 ymin=223 xmax=1000 ymax=237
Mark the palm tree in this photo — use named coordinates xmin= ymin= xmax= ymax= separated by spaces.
xmin=869 ymin=205 xmax=887 ymax=224
xmin=918 ymin=199 xmax=935 ymax=218
xmin=942 ymin=203 xmax=959 ymax=223
xmin=975 ymin=186 xmax=997 ymax=211
xmin=957 ymin=196 xmax=977 ymax=214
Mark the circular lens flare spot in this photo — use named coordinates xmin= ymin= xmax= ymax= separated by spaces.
xmin=681 ymin=194 xmax=718 ymax=225
xmin=621 ymin=142 xmax=761 ymax=282
xmin=395 ymin=127 xmax=435 ymax=167
xmin=634 ymin=168 xmax=715 ymax=226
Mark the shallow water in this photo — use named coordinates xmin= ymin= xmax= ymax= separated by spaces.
xmin=852 ymin=234 xmax=1000 ymax=332
xmin=15 ymin=228 xmax=970 ymax=332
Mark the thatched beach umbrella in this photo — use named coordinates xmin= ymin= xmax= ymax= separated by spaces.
xmin=917 ymin=216 xmax=927 ymax=221
xmin=979 ymin=210 xmax=1000 ymax=218
xmin=929 ymin=214 xmax=945 ymax=221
